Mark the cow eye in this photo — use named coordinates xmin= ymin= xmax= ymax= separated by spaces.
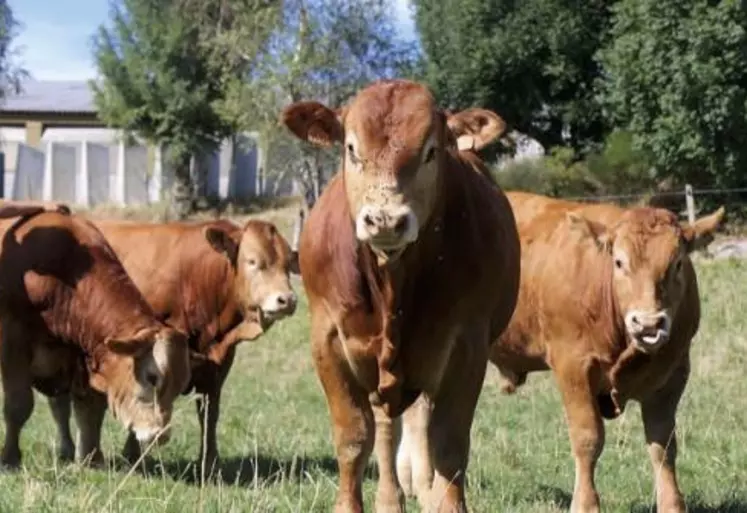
xmin=614 ymin=258 xmax=624 ymax=270
xmin=424 ymin=147 xmax=435 ymax=163
xmin=247 ymin=258 xmax=258 ymax=268
xmin=146 ymin=371 xmax=160 ymax=388
xmin=674 ymin=259 xmax=683 ymax=273
xmin=347 ymin=144 xmax=359 ymax=164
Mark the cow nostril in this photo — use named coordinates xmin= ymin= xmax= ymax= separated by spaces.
xmin=363 ymin=214 xmax=376 ymax=228
xmin=393 ymin=215 xmax=408 ymax=235
xmin=630 ymin=314 xmax=640 ymax=327
xmin=276 ymin=294 xmax=287 ymax=306
xmin=655 ymin=316 xmax=667 ymax=331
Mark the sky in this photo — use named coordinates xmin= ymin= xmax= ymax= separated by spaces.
xmin=10 ymin=0 xmax=418 ymax=82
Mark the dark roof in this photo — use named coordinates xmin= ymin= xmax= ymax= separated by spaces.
xmin=2 ymin=80 xmax=97 ymax=114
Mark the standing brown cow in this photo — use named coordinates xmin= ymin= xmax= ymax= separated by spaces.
xmin=394 ymin=192 xmax=724 ymax=512
xmin=0 ymin=206 xmax=192 ymax=467
xmin=281 ymin=79 xmax=521 ymax=513
xmin=47 ymin=217 xmax=298 ymax=474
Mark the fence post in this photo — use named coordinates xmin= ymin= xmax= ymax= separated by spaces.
xmin=0 ymin=152 xmax=4 ymax=198
xmin=115 ymin=140 xmax=126 ymax=206
xmin=685 ymin=183 xmax=695 ymax=224
xmin=43 ymin=141 xmax=54 ymax=201
xmin=79 ymin=140 xmax=90 ymax=208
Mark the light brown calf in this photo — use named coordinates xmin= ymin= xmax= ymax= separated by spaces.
xmin=394 ymin=192 xmax=723 ymax=512
xmin=0 ymin=206 xmax=192 ymax=467
xmin=281 ymin=79 xmax=520 ymax=513
xmin=47 ymin=218 xmax=298 ymax=474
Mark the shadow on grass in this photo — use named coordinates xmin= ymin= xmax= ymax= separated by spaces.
xmin=533 ymin=485 xmax=572 ymax=510
xmin=630 ymin=497 xmax=747 ymax=513
xmin=124 ymin=453 xmax=345 ymax=487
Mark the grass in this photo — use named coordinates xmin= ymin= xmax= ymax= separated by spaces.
xmin=1 ymin=213 xmax=747 ymax=512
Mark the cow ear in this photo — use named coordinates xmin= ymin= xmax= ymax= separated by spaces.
xmin=681 ymin=205 xmax=725 ymax=253
xmin=280 ymin=101 xmax=345 ymax=147
xmin=567 ymin=212 xmax=612 ymax=252
xmin=446 ymin=108 xmax=507 ymax=152
xmin=288 ymin=250 xmax=300 ymax=275
xmin=205 ymin=226 xmax=240 ymax=264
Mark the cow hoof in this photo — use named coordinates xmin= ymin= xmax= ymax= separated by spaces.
xmin=0 ymin=453 xmax=21 ymax=470
xmin=57 ymin=445 xmax=75 ymax=463
xmin=79 ymin=449 xmax=105 ymax=468
xmin=374 ymin=490 xmax=405 ymax=513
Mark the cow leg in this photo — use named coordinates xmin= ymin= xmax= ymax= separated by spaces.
xmin=396 ymin=393 xmax=433 ymax=508
xmin=426 ymin=333 xmax=489 ymax=513
xmin=555 ymin=358 xmax=604 ymax=513
xmin=72 ymin=391 xmax=107 ymax=466
xmin=48 ymin=394 xmax=76 ymax=462
xmin=195 ymin=347 xmax=235 ymax=480
xmin=313 ymin=332 xmax=374 ymax=513
xmin=373 ymin=404 xmax=405 ymax=513
xmin=0 ymin=354 xmax=34 ymax=469
xmin=640 ymin=360 xmax=689 ymax=513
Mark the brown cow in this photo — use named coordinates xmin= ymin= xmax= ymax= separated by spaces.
xmin=0 ymin=206 xmax=192 ymax=467
xmin=281 ymin=79 xmax=521 ymax=513
xmin=490 ymin=204 xmax=723 ymax=512
xmin=393 ymin=192 xmax=724 ymax=511
xmin=47 ymin=217 xmax=298 ymax=473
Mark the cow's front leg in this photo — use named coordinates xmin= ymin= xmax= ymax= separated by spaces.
xmin=554 ymin=356 xmax=604 ymax=513
xmin=641 ymin=360 xmax=689 ymax=513
xmin=0 ymin=341 xmax=34 ymax=469
xmin=72 ymin=390 xmax=107 ymax=466
xmin=396 ymin=393 xmax=433 ymax=508
xmin=313 ymin=331 xmax=374 ymax=513
xmin=373 ymin=403 xmax=405 ymax=513
xmin=426 ymin=332 xmax=489 ymax=513
xmin=195 ymin=346 xmax=235 ymax=480
xmin=48 ymin=394 xmax=75 ymax=462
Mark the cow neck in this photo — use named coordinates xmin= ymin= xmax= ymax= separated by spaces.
xmin=356 ymin=170 xmax=447 ymax=418
xmin=52 ymin=252 xmax=160 ymax=371
xmin=167 ymin=245 xmax=238 ymax=353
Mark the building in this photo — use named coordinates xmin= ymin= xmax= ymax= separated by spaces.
xmin=0 ymin=79 xmax=264 ymax=206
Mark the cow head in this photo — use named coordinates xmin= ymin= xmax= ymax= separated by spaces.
xmin=204 ymin=220 xmax=298 ymax=333
xmin=280 ymin=79 xmax=505 ymax=265
xmin=569 ymin=206 xmax=723 ymax=354
xmin=90 ymin=326 xmax=191 ymax=445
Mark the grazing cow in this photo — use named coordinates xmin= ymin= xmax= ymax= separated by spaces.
xmin=0 ymin=206 xmax=192 ymax=467
xmin=281 ymin=79 xmax=521 ymax=513
xmin=47 ymin=218 xmax=299 ymax=472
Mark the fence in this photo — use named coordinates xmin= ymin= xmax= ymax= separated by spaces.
xmin=559 ymin=183 xmax=747 ymax=222
xmin=0 ymin=131 xmax=290 ymax=207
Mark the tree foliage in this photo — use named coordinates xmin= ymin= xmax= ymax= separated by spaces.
xmin=412 ymin=0 xmax=612 ymax=154
xmin=0 ymin=0 xmax=27 ymax=102
xmin=597 ymin=0 xmax=747 ymax=190
xmin=91 ymin=0 xmax=280 ymax=216
xmin=240 ymin=0 xmax=418 ymax=207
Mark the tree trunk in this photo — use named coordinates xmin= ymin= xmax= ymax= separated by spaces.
xmin=170 ymin=153 xmax=195 ymax=219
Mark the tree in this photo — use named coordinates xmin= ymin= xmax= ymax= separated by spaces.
xmin=412 ymin=0 xmax=612 ymax=155
xmin=0 ymin=1 xmax=27 ymax=102
xmin=237 ymin=0 xmax=419 ymax=210
xmin=91 ymin=0 xmax=280 ymax=217
xmin=597 ymin=0 xmax=747 ymax=190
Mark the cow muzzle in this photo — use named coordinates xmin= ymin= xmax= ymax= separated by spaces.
xmin=261 ymin=291 xmax=297 ymax=320
xmin=133 ymin=424 xmax=171 ymax=446
xmin=624 ymin=310 xmax=671 ymax=352
xmin=355 ymin=204 xmax=418 ymax=261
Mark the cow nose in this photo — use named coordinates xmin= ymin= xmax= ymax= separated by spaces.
xmin=356 ymin=205 xmax=416 ymax=247
xmin=265 ymin=291 xmax=297 ymax=314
